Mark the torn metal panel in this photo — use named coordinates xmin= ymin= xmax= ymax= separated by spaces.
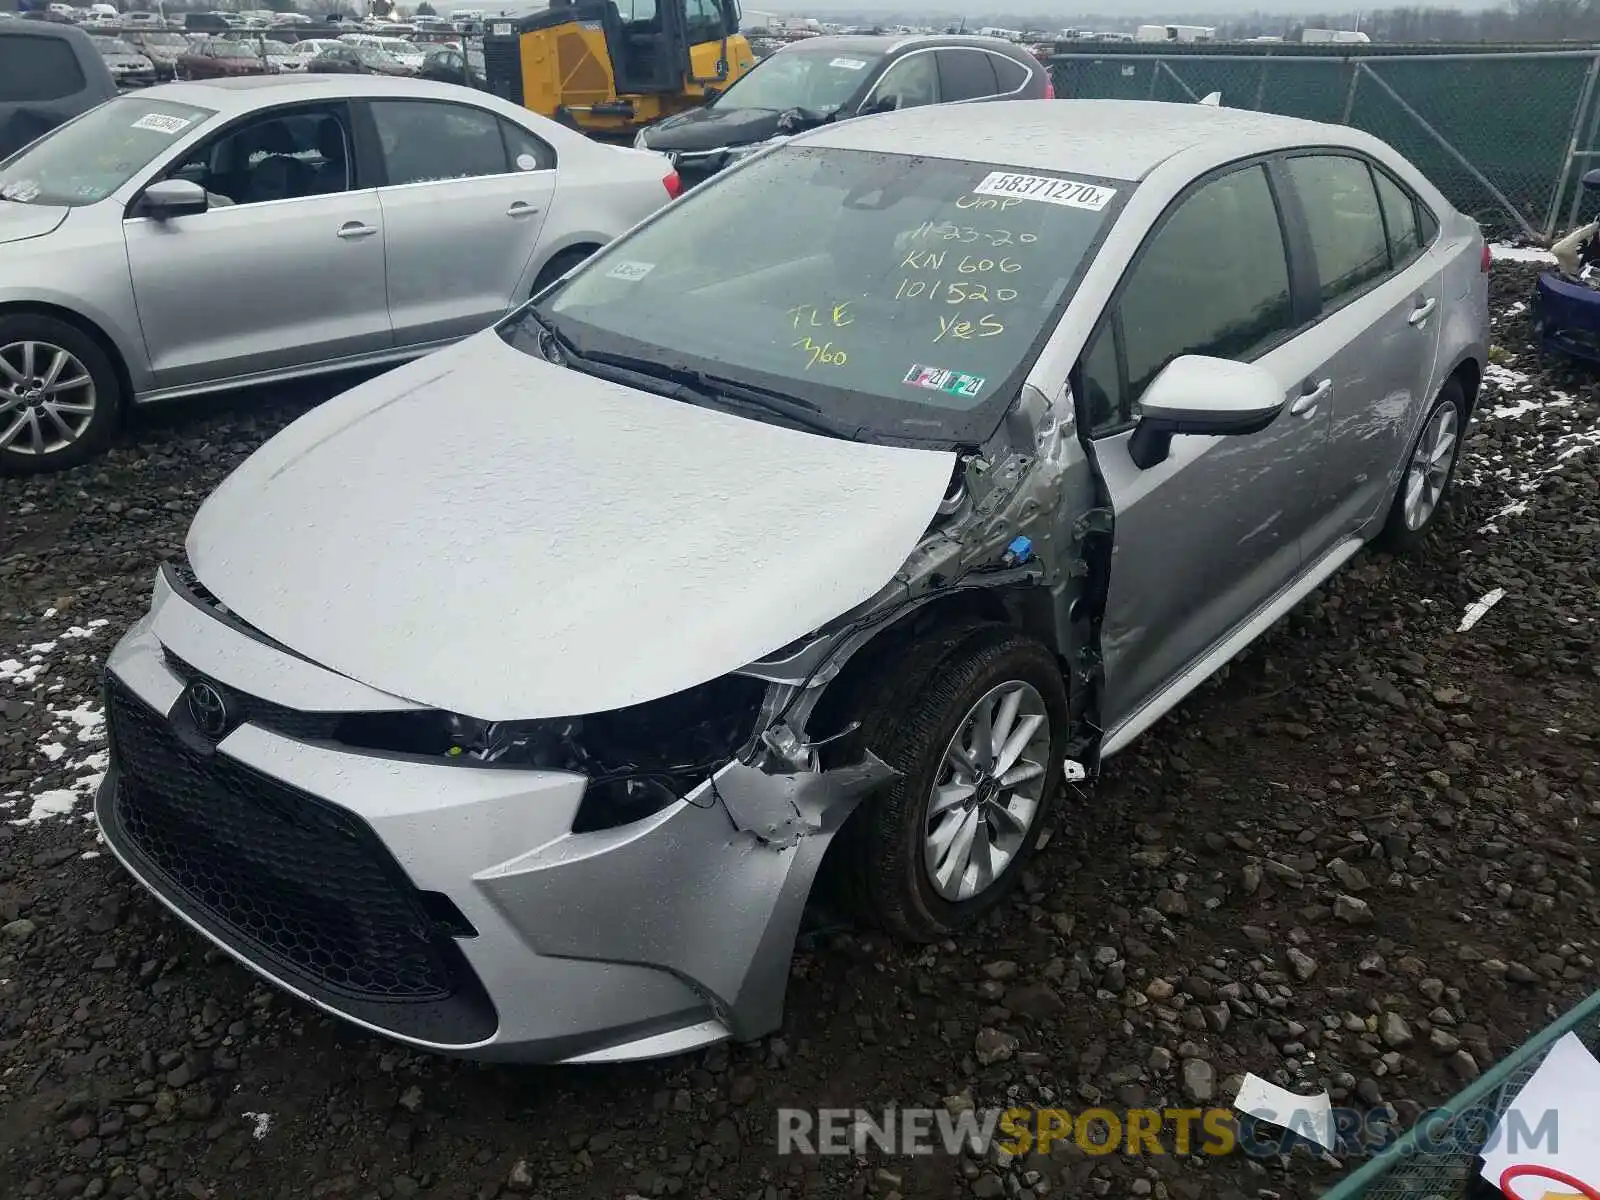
xmin=473 ymin=752 xmax=895 ymax=1042
xmin=741 ymin=380 xmax=1108 ymax=768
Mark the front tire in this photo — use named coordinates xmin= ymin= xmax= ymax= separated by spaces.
xmin=1376 ymin=378 xmax=1467 ymax=552
xmin=0 ymin=315 xmax=123 ymax=476
xmin=838 ymin=624 xmax=1069 ymax=942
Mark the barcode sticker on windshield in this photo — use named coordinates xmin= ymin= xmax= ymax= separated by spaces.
xmin=606 ymin=260 xmax=655 ymax=281
xmin=131 ymin=113 xmax=192 ymax=135
xmin=829 ymin=56 xmax=869 ymax=69
xmin=972 ymin=171 xmax=1116 ymax=211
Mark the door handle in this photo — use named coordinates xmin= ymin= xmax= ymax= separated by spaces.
xmin=336 ymin=222 xmax=378 ymax=240
xmin=505 ymin=202 xmax=540 ymax=217
xmin=1408 ymin=296 xmax=1438 ymax=325
xmin=1290 ymin=378 xmax=1331 ymax=417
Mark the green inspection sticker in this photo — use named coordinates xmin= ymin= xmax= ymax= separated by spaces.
xmin=904 ymin=364 xmax=986 ymax=399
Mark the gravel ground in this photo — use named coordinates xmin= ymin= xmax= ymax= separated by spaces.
xmin=0 ymin=261 xmax=1595 ymax=1200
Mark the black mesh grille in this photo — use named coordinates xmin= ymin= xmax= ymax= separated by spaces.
xmin=104 ymin=675 xmax=461 ymax=1005
xmin=483 ymin=37 xmax=524 ymax=104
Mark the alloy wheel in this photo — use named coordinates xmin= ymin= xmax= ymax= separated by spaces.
xmin=923 ymin=680 xmax=1051 ymax=903
xmin=1402 ymin=401 xmax=1460 ymax=531
xmin=0 ymin=341 xmax=98 ymax=458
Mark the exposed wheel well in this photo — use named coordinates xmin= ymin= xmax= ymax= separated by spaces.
xmin=532 ymin=243 xmax=603 ymax=295
xmin=0 ymin=301 xmax=134 ymax=412
xmin=805 ymin=585 xmax=1061 ymax=746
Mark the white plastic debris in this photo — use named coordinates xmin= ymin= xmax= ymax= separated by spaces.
xmin=1458 ymin=587 xmax=1507 ymax=633
xmin=1234 ymin=1073 xmax=1338 ymax=1151
xmin=241 ymin=1111 xmax=273 ymax=1141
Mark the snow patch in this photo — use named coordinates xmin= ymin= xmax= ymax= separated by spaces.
xmin=1491 ymin=242 xmax=1557 ymax=263
xmin=3 ymin=618 xmax=114 ymax=825
xmin=241 ymin=1112 xmax=273 ymax=1141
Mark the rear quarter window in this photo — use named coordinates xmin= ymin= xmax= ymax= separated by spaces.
xmin=0 ymin=35 xmax=88 ymax=103
xmin=992 ymin=54 xmax=1034 ymax=94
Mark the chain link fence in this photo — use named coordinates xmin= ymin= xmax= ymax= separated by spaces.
xmin=1049 ymin=45 xmax=1600 ymax=242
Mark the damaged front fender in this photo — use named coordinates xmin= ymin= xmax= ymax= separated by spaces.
xmin=472 ymin=750 xmax=896 ymax=1046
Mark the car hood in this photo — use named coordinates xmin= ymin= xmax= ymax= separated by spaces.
xmin=185 ymin=331 xmax=957 ymax=722
xmin=643 ymin=104 xmax=787 ymax=152
xmin=0 ymin=200 xmax=69 ymax=245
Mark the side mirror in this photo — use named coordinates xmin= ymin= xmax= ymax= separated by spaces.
xmin=703 ymin=85 xmax=722 ymax=100
xmin=1128 ymin=355 xmax=1283 ymax=470
xmin=140 ymin=178 xmax=208 ymax=220
xmin=860 ymin=94 xmax=898 ymax=116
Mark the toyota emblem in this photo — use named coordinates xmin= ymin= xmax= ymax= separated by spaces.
xmin=185 ymin=680 xmax=230 ymax=738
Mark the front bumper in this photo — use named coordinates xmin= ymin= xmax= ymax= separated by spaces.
xmin=93 ymin=568 xmax=890 ymax=1064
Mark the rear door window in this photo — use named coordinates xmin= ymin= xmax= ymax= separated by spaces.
xmin=1285 ymin=154 xmax=1393 ymax=310
xmin=0 ymin=35 xmax=87 ymax=102
xmin=369 ymin=99 xmax=510 ymax=185
xmin=936 ymin=48 xmax=999 ymax=100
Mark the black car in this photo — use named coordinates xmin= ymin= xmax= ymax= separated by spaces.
xmin=635 ymin=34 xmax=1053 ymax=184
xmin=0 ymin=22 xmax=117 ymax=158
xmin=304 ymin=43 xmax=366 ymax=74
xmin=418 ymin=43 xmax=483 ymax=87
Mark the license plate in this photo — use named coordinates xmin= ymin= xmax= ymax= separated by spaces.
xmin=491 ymin=22 xmax=511 ymax=35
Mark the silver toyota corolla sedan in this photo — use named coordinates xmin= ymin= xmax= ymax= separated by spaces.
xmin=95 ymin=99 xmax=1489 ymax=1066
xmin=0 ymin=75 xmax=680 ymax=473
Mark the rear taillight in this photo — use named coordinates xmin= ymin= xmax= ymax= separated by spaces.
xmin=1481 ymin=242 xmax=1493 ymax=273
xmin=662 ymin=170 xmax=682 ymax=199
xmin=1043 ymin=76 xmax=1055 ymax=99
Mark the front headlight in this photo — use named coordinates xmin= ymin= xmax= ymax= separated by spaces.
xmin=439 ymin=673 xmax=769 ymax=830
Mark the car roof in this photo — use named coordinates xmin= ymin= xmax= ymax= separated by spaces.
xmin=777 ymin=32 xmax=1034 ymax=61
xmin=131 ymin=74 xmax=499 ymax=113
xmin=799 ymin=98 xmax=1362 ymax=180
xmin=0 ymin=19 xmax=95 ymax=45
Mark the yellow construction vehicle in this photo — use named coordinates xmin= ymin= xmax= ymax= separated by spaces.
xmin=481 ymin=0 xmax=755 ymax=140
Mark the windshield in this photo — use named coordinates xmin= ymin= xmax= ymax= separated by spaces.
xmin=357 ymin=46 xmax=397 ymax=63
xmin=93 ymin=37 xmax=140 ymax=53
xmin=204 ymin=40 xmax=254 ymax=56
xmin=713 ymin=47 xmax=882 ymax=114
xmin=517 ymin=146 xmax=1125 ymax=446
xmin=140 ymin=33 xmax=187 ymax=46
xmin=261 ymin=39 xmax=291 ymax=53
xmin=0 ymin=96 xmax=215 ymax=207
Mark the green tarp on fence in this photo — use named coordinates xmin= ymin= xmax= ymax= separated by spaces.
xmin=1048 ymin=44 xmax=1600 ymax=240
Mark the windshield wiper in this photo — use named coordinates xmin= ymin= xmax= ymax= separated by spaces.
xmin=511 ymin=310 xmax=855 ymax=439
xmin=582 ymin=352 xmax=852 ymax=438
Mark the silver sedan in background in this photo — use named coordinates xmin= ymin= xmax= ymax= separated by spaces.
xmin=0 ymin=75 xmax=681 ymax=473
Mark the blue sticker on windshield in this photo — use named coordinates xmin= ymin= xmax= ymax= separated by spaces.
xmin=905 ymin=364 xmax=985 ymax=399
